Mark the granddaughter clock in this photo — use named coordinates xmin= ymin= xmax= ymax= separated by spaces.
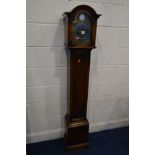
xmin=63 ymin=5 xmax=101 ymax=151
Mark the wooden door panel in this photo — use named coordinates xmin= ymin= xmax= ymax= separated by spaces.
xmin=70 ymin=50 xmax=90 ymax=119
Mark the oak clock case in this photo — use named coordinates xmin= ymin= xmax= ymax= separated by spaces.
xmin=63 ymin=5 xmax=101 ymax=151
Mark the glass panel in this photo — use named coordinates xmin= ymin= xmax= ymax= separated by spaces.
xmin=71 ymin=13 xmax=91 ymax=46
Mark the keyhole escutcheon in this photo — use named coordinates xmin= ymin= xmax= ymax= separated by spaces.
xmin=78 ymin=59 xmax=81 ymax=63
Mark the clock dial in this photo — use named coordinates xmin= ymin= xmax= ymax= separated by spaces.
xmin=72 ymin=13 xmax=91 ymax=46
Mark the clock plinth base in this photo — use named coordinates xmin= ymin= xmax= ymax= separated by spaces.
xmin=64 ymin=115 xmax=89 ymax=151
xmin=65 ymin=142 xmax=89 ymax=152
